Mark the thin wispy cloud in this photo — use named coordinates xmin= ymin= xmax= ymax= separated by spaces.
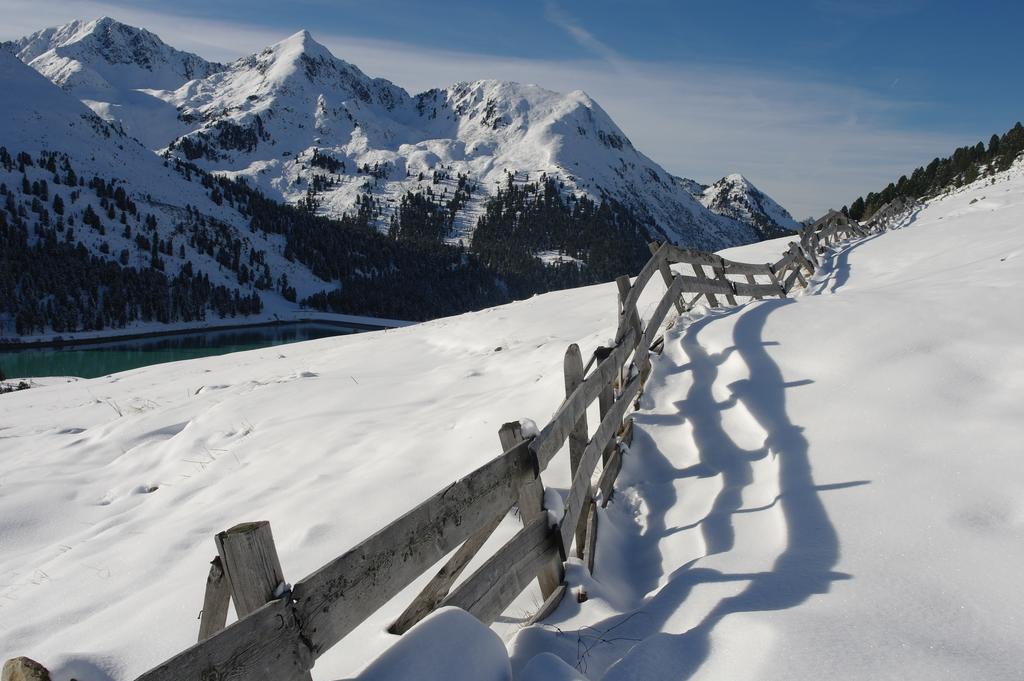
xmin=0 ymin=0 xmax=962 ymax=217
xmin=542 ymin=1 xmax=628 ymax=73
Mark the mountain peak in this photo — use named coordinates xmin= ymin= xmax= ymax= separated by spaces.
xmin=701 ymin=173 xmax=799 ymax=238
xmin=86 ymin=15 xmax=120 ymax=30
xmin=6 ymin=17 xmax=223 ymax=87
xmin=55 ymin=15 xmax=165 ymax=54
xmin=722 ymin=172 xmax=749 ymax=186
xmin=270 ymin=29 xmax=333 ymax=62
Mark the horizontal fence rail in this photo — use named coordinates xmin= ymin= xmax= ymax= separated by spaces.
xmin=46 ymin=200 xmax=916 ymax=681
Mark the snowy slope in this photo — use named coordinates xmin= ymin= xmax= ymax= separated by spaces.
xmin=8 ymin=19 xmax=791 ymax=251
xmin=2 ymin=160 xmax=1023 ymax=680
xmin=0 ymin=50 xmax=331 ymax=320
xmin=2 ymin=17 xmax=224 ymax=148
xmin=694 ymin=173 xmax=801 ymax=239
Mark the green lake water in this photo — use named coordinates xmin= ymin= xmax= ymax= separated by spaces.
xmin=0 ymin=322 xmax=372 ymax=380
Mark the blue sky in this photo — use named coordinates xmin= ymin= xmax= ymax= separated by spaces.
xmin=2 ymin=0 xmax=1021 ymax=217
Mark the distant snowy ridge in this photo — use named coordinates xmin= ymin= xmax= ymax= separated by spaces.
xmin=7 ymin=18 xmax=798 ymax=252
xmin=685 ymin=172 xmax=801 ymax=239
xmin=2 ymin=17 xmax=225 ymax=148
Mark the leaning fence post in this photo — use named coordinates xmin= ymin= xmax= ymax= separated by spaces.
xmin=712 ymin=256 xmax=738 ymax=306
xmin=648 ymin=241 xmax=684 ymax=313
xmin=767 ymin=264 xmax=787 ymax=297
xmin=564 ymin=344 xmax=591 ymax=559
xmin=499 ymin=422 xmax=562 ymax=599
xmin=215 ymin=521 xmax=313 ymax=681
xmin=197 ymin=556 xmax=230 ymax=642
xmin=388 ymin=512 xmax=505 ymax=635
xmin=787 ymin=243 xmax=809 ymax=288
xmin=595 ymin=346 xmax=616 ymax=465
xmin=692 ymin=263 xmax=720 ymax=308
xmin=614 ymin=274 xmax=639 ymax=381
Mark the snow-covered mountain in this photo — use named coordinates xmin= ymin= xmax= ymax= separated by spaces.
xmin=2 ymin=17 xmax=812 ymax=339
xmin=155 ymin=27 xmax=764 ymax=249
xmin=684 ymin=173 xmax=801 ymax=239
xmin=6 ymin=18 xmax=798 ymax=252
xmin=0 ymin=49 xmax=331 ymax=331
xmin=2 ymin=17 xmax=225 ymax=148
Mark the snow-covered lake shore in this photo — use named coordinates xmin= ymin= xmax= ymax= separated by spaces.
xmin=0 ymin=309 xmax=412 ymax=349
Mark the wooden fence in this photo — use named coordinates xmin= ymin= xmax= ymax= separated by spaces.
xmin=84 ymin=199 xmax=916 ymax=681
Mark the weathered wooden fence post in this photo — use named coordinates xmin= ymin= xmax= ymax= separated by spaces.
xmin=198 ymin=556 xmax=230 ymax=642
xmin=649 ymin=242 xmax=684 ymax=313
xmin=215 ymin=521 xmax=313 ymax=681
xmin=767 ymin=264 xmax=787 ymax=297
xmin=712 ymin=255 xmax=738 ymax=306
xmin=745 ymin=273 xmax=762 ymax=300
xmin=595 ymin=347 xmax=617 ymax=465
xmin=564 ymin=344 xmax=593 ymax=559
xmin=692 ymin=264 xmax=720 ymax=307
xmin=499 ymin=422 xmax=563 ymax=598
xmin=615 ymin=275 xmax=643 ymax=387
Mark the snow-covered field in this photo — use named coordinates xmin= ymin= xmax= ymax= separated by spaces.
xmin=2 ymin=163 xmax=1023 ymax=680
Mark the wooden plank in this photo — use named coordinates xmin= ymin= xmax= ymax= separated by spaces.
xmin=633 ymin=274 xmax=686 ymax=378
xmin=663 ymin=244 xmax=719 ymax=267
xmin=620 ymin=242 xmax=669 ymax=320
xmin=675 ymin=274 xmax=735 ymax=297
xmin=531 ymin=325 xmax=637 ymax=471
xmin=500 ymin=423 xmax=562 ymax=599
xmin=766 ymin=265 xmax=787 ymax=298
xmin=198 ymin=556 xmax=231 ymax=642
xmin=387 ymin=509 xmax=505 ymax=635
xmin=134 ymin=598 xmax=312 ymax=681
xmin=799 ymin=232 xmax=820 ymax=269
xmin=743 ymin=274 xmax=761 ymax=300
xmin=616 ymin=275 xmax=643 ymax=350
xmin=596 ymin=444 xmax=622 ymax=508
xmin=563 ymin=345 xmax=591 ymax=559
xmin=793 ymin=246 xmax=815 ymax=276
xmin=721 ymin=259 xmax=775 ymax=276
xmin=526 ymin=582 xmax=567 ymax=625
xmin=784 ymin=267 xmax=802 ymax=292
xmin=712 ymin=256 xmax=738 ymax=306
xmin=692 ymin=263 xmax=720 ymax=308
xmin=215 ymin=522 xmax=312 ymax=681
xmin=582 ymin=500 xmax=598 ymax=575
xmin=559 ymin=373 xmax=642 ymax=555
xmin=617 ymin=274 xmax=646 ymax=384
xmin=783 ymin=244 xmax=810 ymax=284
xmin=649 ymin=242 xmax=685 ymax=313
xmin=598 ymin=377 xmax=615 ymax=465
xmin=291 ymin=440 xmax=535 ymax=657
xmin=440 ymin=515 xmax=560 ymax=625
xmin=773 ymin=248 xmax=799 ymax=273
xmin=733 ymin=280 xmax=785 ymax=298
xmin=809 ymin=209 xmax=844 ymax=232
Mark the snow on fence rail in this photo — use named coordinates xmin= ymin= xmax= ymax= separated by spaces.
xmin=8 ymin=199 xmax=914 ymax=681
